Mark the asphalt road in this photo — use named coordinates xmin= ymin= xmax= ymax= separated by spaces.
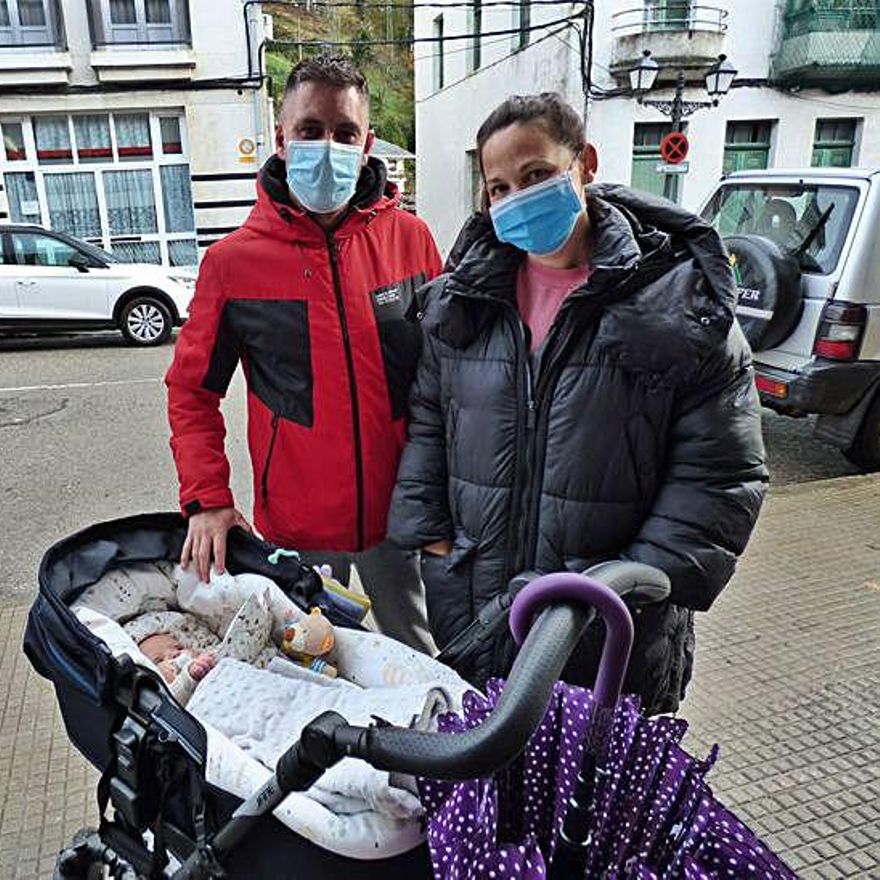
xmin=0 ymin=331 xmax=863 ymax=602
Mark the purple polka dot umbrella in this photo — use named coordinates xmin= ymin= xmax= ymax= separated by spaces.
xmin=418 ymin=573 xmax=797 ymax=880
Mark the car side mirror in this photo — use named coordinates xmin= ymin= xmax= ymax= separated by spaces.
xmin=69 ymin=253 xmax=90 ymax=273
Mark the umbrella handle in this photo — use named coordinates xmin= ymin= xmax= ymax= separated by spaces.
xmin=509 ymin=573 xmax=634 ymax=711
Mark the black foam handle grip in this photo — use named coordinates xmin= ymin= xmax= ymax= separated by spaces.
xmin=333 ymin=602 xmax=595 ymax=779
xmin=582 ymin=561 xmax=671 ymax=606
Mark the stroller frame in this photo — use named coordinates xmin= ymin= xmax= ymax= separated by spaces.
xmin=62 ymin=571 xmax=657 ymax=880
xmin=27 ymin=514 xmax=669 ymax=880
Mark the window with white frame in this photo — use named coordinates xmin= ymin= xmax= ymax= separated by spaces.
xmin=1 ymin=111 xmax=197 ymax=266
xmin=92 ymin=0 xmax=190 ymax=46
xmin=0 ymin=0 xmax=61 ymax=47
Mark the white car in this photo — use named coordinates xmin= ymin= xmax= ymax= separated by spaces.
xmin=0 ymin=224 xmax=196 ymax=346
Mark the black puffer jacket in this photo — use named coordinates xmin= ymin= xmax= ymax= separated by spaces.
xmin=388 ymin=185 xmax=768 ymax=714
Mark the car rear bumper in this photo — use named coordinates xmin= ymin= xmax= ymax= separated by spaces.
xmin=755 ymin=359 xmax=880 ymax=415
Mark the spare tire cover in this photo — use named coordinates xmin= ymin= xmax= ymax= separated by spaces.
xmin=723 ymin=234 xmax=803 ymax=353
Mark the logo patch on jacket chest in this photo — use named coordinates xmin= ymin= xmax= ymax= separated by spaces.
xmin=369 ymin=274 xmax=427 ymax=323
xmin=370 ymin=284 xmax=406 ymax=321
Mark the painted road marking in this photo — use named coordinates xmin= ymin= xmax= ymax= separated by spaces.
xmin=0 ymin=378 xmax=161 ymax=394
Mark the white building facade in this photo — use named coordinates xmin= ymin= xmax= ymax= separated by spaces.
xmin=414 ymin=0 xmax=880 ymax=254
xmin=0 ymin=0 xmax=274 ymax=266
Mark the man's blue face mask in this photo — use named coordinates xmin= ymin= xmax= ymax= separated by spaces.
xmin=286 ymin=139 xmax=363 ymax=214
xmin=489 ymin=171 xmax=583 ymax=256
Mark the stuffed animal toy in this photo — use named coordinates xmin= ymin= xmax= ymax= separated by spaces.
xmin=281 ymin=607 xmax=337 ymax=677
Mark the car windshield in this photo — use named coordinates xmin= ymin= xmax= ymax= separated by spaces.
xmin=701 ymin=182 xmax=860 ymax=275
xmin=55 ymin=235 xmax=119 ymax=264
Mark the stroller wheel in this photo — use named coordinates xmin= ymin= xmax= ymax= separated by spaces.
xmin=54 ymin=828 xmax=118 ymax=880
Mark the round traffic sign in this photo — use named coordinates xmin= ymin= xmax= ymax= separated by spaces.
xmin=660 ymin=132 xmax=689 ymax=165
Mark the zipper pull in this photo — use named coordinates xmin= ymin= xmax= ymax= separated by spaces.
xmin=526 ymin=399 xmax=537 ymax=431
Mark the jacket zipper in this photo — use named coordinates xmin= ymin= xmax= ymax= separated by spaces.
xmin=261 ymin=413 xmax=280 ymax=504
xmin=507 ymin=298 xmax=601 ymax=579
xmin=326 ymin=233 xmax=366 ymax=551
xmin=505 ymin=309 xmax=535 ymax=580
xmin=522 ymin=311 xmax=595 ymax=567
xmin=517 ymin=267 xmax=652 ymax=570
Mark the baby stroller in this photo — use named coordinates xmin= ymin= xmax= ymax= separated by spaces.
xmin=24 ymin=513 xmax=784 ymax=879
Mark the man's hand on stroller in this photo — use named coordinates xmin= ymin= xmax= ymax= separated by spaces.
xmin=182 ymin=507 xmax=253 ymax=583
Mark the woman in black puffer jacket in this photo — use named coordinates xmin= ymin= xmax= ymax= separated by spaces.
xmin=388 ymin=93 xmax=768 ymax=714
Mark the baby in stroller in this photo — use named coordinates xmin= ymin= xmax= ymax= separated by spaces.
xmin=74 ymin=560 xmax=340 ymax=705
xmin=127 ymin=614 xmax=219 ymax=705
xmin=67 ymin=549 xmax=472 ymax=856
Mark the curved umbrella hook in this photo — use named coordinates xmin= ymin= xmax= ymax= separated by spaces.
xmin=509 ymin=573 xmax=634 ymax=712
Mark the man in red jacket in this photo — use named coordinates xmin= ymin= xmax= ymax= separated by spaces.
xmin=165 ymin=55 xmax=442 ymax=652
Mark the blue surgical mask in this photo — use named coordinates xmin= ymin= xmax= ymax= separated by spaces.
xmin=489 ymin=171 xmax=583 ymax=255
xmin=286 ymin=140 xmax=363 ymax=214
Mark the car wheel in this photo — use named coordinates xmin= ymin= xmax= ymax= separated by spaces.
xmin=120 ymin=296 xmax=172 ymax=346
xmin=844 ymin=391 xmax=880 ymax=471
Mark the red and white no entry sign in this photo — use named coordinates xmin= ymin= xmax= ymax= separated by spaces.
xmin=659 ymin=131 xmax=689 ymax=165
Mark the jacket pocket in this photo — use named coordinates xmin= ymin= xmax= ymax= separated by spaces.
xmin=260 ymin=413 xmax=281 ymax=504
xmin=370 ymin=275 xmax=426 ymax=420
xmin=419 ymin=528 xmax=478 ymax=651
xmin=227 ymin=299 xmax=314 ymax=427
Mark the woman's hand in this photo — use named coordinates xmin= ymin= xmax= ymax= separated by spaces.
xmin=423 ymin=540 xmax=453 ymax=557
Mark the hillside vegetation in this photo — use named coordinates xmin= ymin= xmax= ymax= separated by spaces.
xmin=266 ymin=1 xmax=415 ymax=150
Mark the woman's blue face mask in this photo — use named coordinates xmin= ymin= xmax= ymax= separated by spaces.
xmin=286 ymin=139 xmax=363 ymax=214
xmin=489 ymin=171 xmax=583 ymax=256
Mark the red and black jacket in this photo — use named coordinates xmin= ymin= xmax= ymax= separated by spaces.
xmin=166 ymin=155 xmax=443 ymax=552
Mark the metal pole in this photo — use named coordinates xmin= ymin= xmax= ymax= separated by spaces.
xmin=662 ymin=70 xmax=684 ymax=202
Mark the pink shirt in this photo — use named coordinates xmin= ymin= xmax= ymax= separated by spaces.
xmin=516 ymin=258 xmax=592 ymax=352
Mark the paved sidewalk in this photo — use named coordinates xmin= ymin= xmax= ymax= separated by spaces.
xmin=1 ymin=475 xmax=879 ymax=878
xmin=681 ymin=474 xmax=880 ymax=878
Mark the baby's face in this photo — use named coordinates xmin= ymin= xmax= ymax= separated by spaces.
xmin=140 ymin=632 xmax=183 ymax=663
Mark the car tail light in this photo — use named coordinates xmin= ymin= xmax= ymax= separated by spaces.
xmin=755 ymin=376 xmax=788 ymax=399
xmin=813 ymin=302 xmax=867 ymax=361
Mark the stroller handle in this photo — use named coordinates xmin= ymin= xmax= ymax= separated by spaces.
xmin=337 ymin=596 xmax=592 ymax=779
xmin=335 ymin=567 xmax=667 ymax=779
xmin=178 ymin=571 xmax=668 ymax=878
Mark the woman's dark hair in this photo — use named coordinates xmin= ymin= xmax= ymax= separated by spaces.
xmin=476 ymin=92 xmax=586 ymax=166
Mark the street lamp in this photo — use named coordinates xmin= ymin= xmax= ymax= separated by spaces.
xmin=629 ymin=50 xmax=659 ymax=93
xmin=630 ymin=50 xmax=738 ymax=200
xmin=705 ymin=54 xmax=737 ymax=99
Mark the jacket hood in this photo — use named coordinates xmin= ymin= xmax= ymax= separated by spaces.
xmin=245 ymin=153 xmax=398 ymax=244
xmin=589 ymin=183 xmax=736 ymax=315
xmin=431 ymin=184 xmax=736 ymax=348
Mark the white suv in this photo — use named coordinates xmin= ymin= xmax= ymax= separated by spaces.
xmin=702 ymin=168 xmax=880 ymax=470
xmin=0 ymin=224 xmax=195 ymax=346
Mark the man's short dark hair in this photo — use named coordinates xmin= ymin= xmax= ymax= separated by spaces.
xmin=284 ymin=54 xmax=369 ymax=102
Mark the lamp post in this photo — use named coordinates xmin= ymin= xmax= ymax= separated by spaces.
xmin=629 ymin=50 xmax=737 ymax=201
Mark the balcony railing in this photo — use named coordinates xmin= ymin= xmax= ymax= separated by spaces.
xmin=0 ymin=0 xmax=66 ymax=50
xmin=773 ymin=1 xmax=880 ymax=85
xmin=612 ymin=3 xmax=728 ymax=37
xmin=87 ymin=0 xmax=191 ymax=48
xmin=783 ymin=1 xmax=879 ymax=39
